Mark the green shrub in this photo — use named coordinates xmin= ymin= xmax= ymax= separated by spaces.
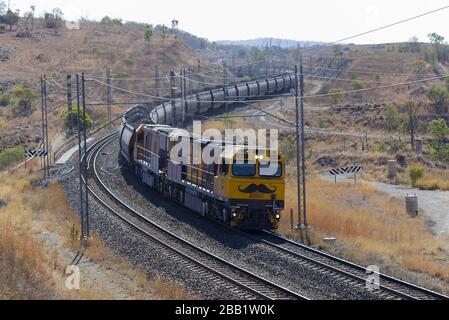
xmin=10 ymin=86 xmax=38 ymax=115
xmin=409 ymin=165 xmax=425 ymax=187
xmin=0 ymin=146 xmax=24 ymax=171
xmin=352 ymin=80 xmax=364 ymax=90
xmin=428 ymin=119 xmax=449 ymax=162
xmin=60 ymin=105 xmax=93 ymax=131
xmin=114 ymin=72 xmax=130 ymax=78
xmin=0 ymin=95 xmax=10 ymax=106
xmin=328 ymin=88 xmax=343 ymax=104
xmin=123 ymin=58 xmax=135 ymax=66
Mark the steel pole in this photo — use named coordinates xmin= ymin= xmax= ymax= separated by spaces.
xmin=170 ymin=71 xmax=176 ymax=126
xmin=40 ymin=76 xmax=45 ymax=172
xmin=223 ymin=62 xmax=228 ymax=114
xmin=42 ymin=75 xmax=49 ymax=176
xmin=155 ymin=65 xmax=160 ymax=97
xmin=76 ymin=74 xmax=85 ymax=243
xmin=180 ymin=69 xmax=185 ymax=127
xmin=106 ymin=69 xmax=112 ymax=129
xmin=67 ymin=74 xmax=72 ymax=138
xmin=299 ymin=57 xmax=308 ymax=228
xmin=294 ymin=65 xmax=303 ymax=229
xmin=81 ymin=73 xmax=90 ymax=239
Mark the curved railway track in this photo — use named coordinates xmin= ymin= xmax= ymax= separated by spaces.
xmin=247 ymin=230 xmax=449 ymax=300
xmin=83 ymin=132 xmax=309 ymax=300
xmin=80 ymin=131 xmax=449 ymax=300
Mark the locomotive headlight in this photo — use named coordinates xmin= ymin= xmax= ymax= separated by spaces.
xmin=275 ymin=214 xmax=280 ymax=220
xmin=232 ymin=213 xmax=237 ymax=218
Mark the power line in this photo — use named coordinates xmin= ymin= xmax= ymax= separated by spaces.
xmin=90 ymin=72 xmax=449 ymax=104
xmin=301 ymin=4 xmax=449 ymax=51
xmin=303 ymin=64 xmax=439 ymax=77
xmin=304 ymin=74 xmax=449 ymax=99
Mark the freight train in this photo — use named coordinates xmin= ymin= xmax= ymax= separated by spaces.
xmin=120 ymin=73 xmax=296 ymax=230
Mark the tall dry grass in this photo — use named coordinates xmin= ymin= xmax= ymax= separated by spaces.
xmin=0 ymin=171 xmax=193 ymax=300
xmin=0 ymin=174 xmax=60 ymax=299
xmin=279 ymin=177 xmax=449 ymax=283
xmin=415 ymin=178 xmax=449 ymax=191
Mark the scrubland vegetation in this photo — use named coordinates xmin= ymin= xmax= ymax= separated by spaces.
xmin=278 ymin=177 xmax=449 ymax=293
xmin=0 ymin=167 xmax=192 ymax=299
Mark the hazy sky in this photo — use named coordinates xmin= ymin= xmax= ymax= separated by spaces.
xmin=8 ymin=0 xmax=449 ymax=43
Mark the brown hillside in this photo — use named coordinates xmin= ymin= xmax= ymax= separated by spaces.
xmin=0 ymin=20 xmax=204 ymax=151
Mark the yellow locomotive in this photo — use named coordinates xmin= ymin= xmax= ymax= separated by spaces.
xmin=121 ymin=123 xmax=285 ymax=230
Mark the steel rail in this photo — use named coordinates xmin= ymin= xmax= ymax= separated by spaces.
xmin=259 ymin=230 xmax=449 ymax=300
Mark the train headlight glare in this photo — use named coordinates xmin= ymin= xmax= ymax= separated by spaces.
xmin=232 ymin=213 xmax=237 ymax=218
xmin=276 ymin=214 xmax=280 ymax=219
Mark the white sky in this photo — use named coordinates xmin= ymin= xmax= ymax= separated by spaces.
xmin=8 ymin=0 xmax=449 ymax=43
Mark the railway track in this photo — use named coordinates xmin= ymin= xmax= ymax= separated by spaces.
xmin=83 ymin=132 xmax=309 ymax=300
xmin=247 ymin=230 xmax=449 ymax=300
xmin=80 ymin=131 xmax=448 ymax=301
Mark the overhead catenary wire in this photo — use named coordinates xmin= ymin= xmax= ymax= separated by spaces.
xmin=87 ymin=72 xmax=449 ymax=105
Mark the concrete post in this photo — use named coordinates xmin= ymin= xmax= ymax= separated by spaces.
xmin=387 ymin=160 xmax=397 ymax=179
xmin=405 ymin=194 xmax=419 ymax=217
xmin=415 ymin=139 xmax=423 ymax=155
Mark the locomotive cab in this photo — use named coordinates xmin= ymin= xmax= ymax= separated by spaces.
xmin=214 ymin=146 xmax=285 ymax=230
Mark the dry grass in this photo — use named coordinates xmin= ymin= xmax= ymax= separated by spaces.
xmin=151 ymin=277 xmax=193 ymax=300
xmin=279 ymin=177 xmax=449 ymax=288
xmin=0 ymin=174 xmax=60 ymax=299
xmin=415 ymin=178 xmax=449 ymax=191
xmin=0 ymin=171 xmax=193 ymax=300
